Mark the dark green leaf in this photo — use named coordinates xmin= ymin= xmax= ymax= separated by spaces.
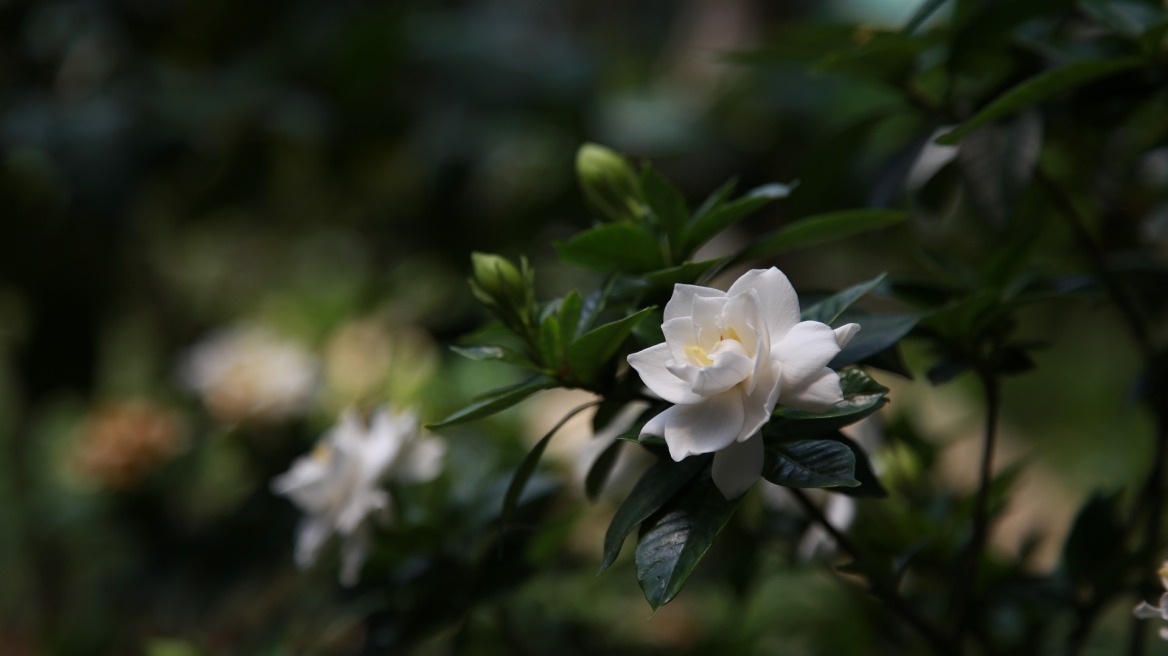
xmin=585 ymin=440 xmax=624 ymax=501
xmin=768 ymin=369 xmax=890 ymax=439
xmin=556 ymin=223 xmax=664 ymax=273
xmin=502 ymin=401 xmax=600 ymax=525
xmin=936 ymin=57 xmax=1144 ymax=145
xmin=957 ymin=110 xmax=1043 ymax=228
xmin=427 ymin=377 xmax=553 ymax=429
xmin=762 ymin=439 xmax=860 ymax=489
xmin=682 ymin=183 xmax=792 ymax=256
xmin=642 ymin=260 xmax=723 ymax=288
xmin=1063 ymin=491 xmax=1126 ymax=585
xmin=635 ymin=473 xmax=743 ymax=610
xmin=539 ymin=311 xmax=563 ymax=368
xmin=641 ymin=167 xmax=689 ymax=246
xmin=830 ymin=314 xmax=919 ymax=368
xmin=558 ymin=291 xmax=584 ymax=344
xmin=691 ymin=177 xmax=738 ymax=221
xmin=567 ymin=307 xmax=656 ymax=385
xmin=600 ymin=455 xmax=709 ymax=572
xmin=1081 ymin=0 xmax=1168 ymax=38
xmin=449 ymin=345 xmax=537 ymax=369
xmin=829 ymin=432 xmax=888 ymax=498
xmin=902 ymin=0 xmax=950 ymax=33
xmin=802 ymin=273 xmax=888 ymax=325
xmin=737 ymin=210 xmax=906 ymax=262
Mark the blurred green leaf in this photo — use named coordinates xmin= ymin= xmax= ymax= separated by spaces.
xmin=585 ymin=439 xmax=624 ymax=501
xmin=762 ymin=439 xmax=860 ymax=489
xmin=1062 ymin=491 xmax=1126 ymax=586
xmin=936 ymin=57 xmax=1144 ymax=145
xmin=737 ymin=210 xmax=906 ymax=262
xmin=556 ymin=223 xmax=664 ymax=273
xmin=600 ymin=455 xmax=708 ymax=572
xmin=539 ymin=310 xmax=563 ymax=368
xmin=503 ymin=401 xmax=600 ymax=525
xmin=802 ymin=273 xmax=888 ymax=325
xmin=428 ymin=377 xmax=553 ymax=429
xmin=558 ymin=291 xmax=584 ymax=344
xmin=635 ymin=473 xmax=742 ymax=610
xmin=681 ymin=183 xmax=792 ymax=256
xmin=449 ymin=344 xmax=537 ymax=369
xmin=566 ymin=307 xmax=655 ymax=385
xmin=957 ymin=110 xmax=1043 ymax=228
xmin=902 ymin=0 xmax=950 ymax=34
xmin=641 ymin=167 xmax=689 ymax=249
xmin=642 ymin=260 xmax=723 ymax=288
xmin=830 ymin=432 xmax=888 ymax=498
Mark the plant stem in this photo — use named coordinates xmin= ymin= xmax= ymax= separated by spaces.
xmin=789 ymin=488 xmax=954 ymax=654
xmin=951 ymin=364 xmax=1001 ymax=648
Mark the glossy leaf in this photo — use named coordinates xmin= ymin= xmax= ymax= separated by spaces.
xmin=830 ymin=314 xmax=919 ymax=368
xmin=768 ymin=369 xmax=890 ymax=439
xmin=762 ymin=439 xmax=860 ymax=489
xmin=567 ymin=307 xmax=655 ymax=385
xmin=449 ymin=345 xmax=537 ymax=369
xmin=599 ymin=455 xmax=709 ymax=572
xmin=634 ymin=473 xmax=743 ymax=610
xmin=641 ymin=167 xmax=689 ymax=246
xmin=801 ymin=273 xmax=888 ymax=325
xmin=936 ymin=57 xmax=1144 ymax=145
xmin=428 ymin=377 xmax=553 ymax=429
xmin=642 ymin=260 xmax=723 ymax=288
xmin=556 ymin=223 xmax=664 ymax=273
xmin=737 ymin=210 xmax=906 ymax=262
xmin=829 ymin=432 xmax=888 ymax=498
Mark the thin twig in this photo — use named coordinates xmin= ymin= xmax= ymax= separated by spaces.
xmin=790 ymin=488 xmax=954 ymax=654
xmin=951 ymin=364 xmax=1002 ymax=648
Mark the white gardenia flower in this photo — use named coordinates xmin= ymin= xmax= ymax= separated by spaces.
xmin=1133 ymin=561 xmax=1168 ymax=640
xmin=627 ymin=267 xmax=859 ymax=499
xmin=271 ymin=407 xmax=446 ymax=586
xmin=179 ymin=324 xmax=318 ymax=425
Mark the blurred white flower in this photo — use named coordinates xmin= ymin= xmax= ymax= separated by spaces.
xmin=1133 ymin=561 xmax=1168 ymax=640
xmin=627 ymin=267 xmax=859 ymax=499
xmin=179 ymin=324 xmax=318 ymax=425
xmin=271 ymin=407 xmax=445 ymax=586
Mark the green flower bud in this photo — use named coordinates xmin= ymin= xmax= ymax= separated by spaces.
xmin=469 ymin=252 xmax=534 ymax=337
xmin=471 ymin=252 xmax=524 ymax=301
xmin=576 ymin=143 xmax=643 ymax=222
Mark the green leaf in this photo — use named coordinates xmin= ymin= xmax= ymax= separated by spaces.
xmin=1062 ymin=491 xmax=1126 ymax=585
xmin=737 ymin=210 xmax=906 ymax=262
xmin=936 ymin=57 xmax=1145 ymax=145
xmin=600 ymin=455 xmax=709 ymax=572
xmin=428 ymin=377 xmax=553 ymax=429
xmin=556 ymin=223 xmax=664 ymax=273
xmin=642 ymin=260 xmax=723 ymax=288
xmin=762 ymin=439 xmax=860 ymax=489
xmin=829 ymin=432 xmax=888 ymax=498
xmin=830 ymin=314 xmax=919 ymax=368
xmin=585 ymin=439 xmax=624 ymax=501
xmin=902 ymin=0 xmax=950 ymax=34
xmin=558 ymin=290 xmax=583 ymax=344
xmin=502 ymin=401 xmax=600 ymax=525
xmin=682 ymin=183 xmax=792 ymax=256
xmin=641 ymin=166 xmax=689 ymax=247
xmin=957 ymin=110 xmax=1043 ymax=228
xmin=768 ymin=369 xmax=890 ymax=439
xmin=691 ymin=177 xmax=738 ymax=221
xmin=635 ymin=473 xmax=743 ymax=610
xmin=801 ymin=273 xmax=889 ymax=325
xmin=538 ymin=311 xmax=563 ymax=368
xmin=566 ymin=307 xmax=656 ymax=385
xmin=449 ymin=344 xmax=537 ymax=369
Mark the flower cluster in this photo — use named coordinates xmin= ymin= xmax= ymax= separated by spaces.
xmin=627 ymin=268 xmax=858 ymax=499
xmin=272 ymin=407 xmax=445 ymax=586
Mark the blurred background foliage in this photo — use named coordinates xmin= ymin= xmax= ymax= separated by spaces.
xmin=1 ymin=0 xmax=1167 ymax=653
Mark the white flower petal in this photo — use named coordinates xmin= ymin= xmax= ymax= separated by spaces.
xmin=293 ymin=515 xmax=333 ymax=568
xmin=833 ymin=323 xmax=861 ymax=348
xmin=781 ymin=368 xmax=844 ymax=412
xmin=662 ymin=317 xmax=699 ymax=364
xmin=727 ymin=268 xmax=802 ymax=341
xmin=393 ymin=436 xmax=447 ymax=484
xmin=692 ymin=295 xmax=728 ymax=350
xmin=775 ymin=321 xmax=843 ymax=390
xmin=339 ymin=526 xmax=371 ymax=587
xmin=711 ymin=434 xmax=763 ymax=499
xmin=659 ymin=392 xmax=745 ymax=460
xmin=628 ymin=344 xmax=704 ymax=404
xmin=664 ymin=284 xmax=726 ymax=322
xmin=690 ymin=339 xmax=754 ymax=397
xmin=740 ymin=361 xmax=783 ymax=441
xmin=1135 ymin=601 xmax=1165 ymax=620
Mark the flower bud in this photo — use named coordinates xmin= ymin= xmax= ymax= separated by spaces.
xmin=469 ymin=252 xmax=534 ymax=334
xmin=576 ymin=143 xmax=643 ymax=222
